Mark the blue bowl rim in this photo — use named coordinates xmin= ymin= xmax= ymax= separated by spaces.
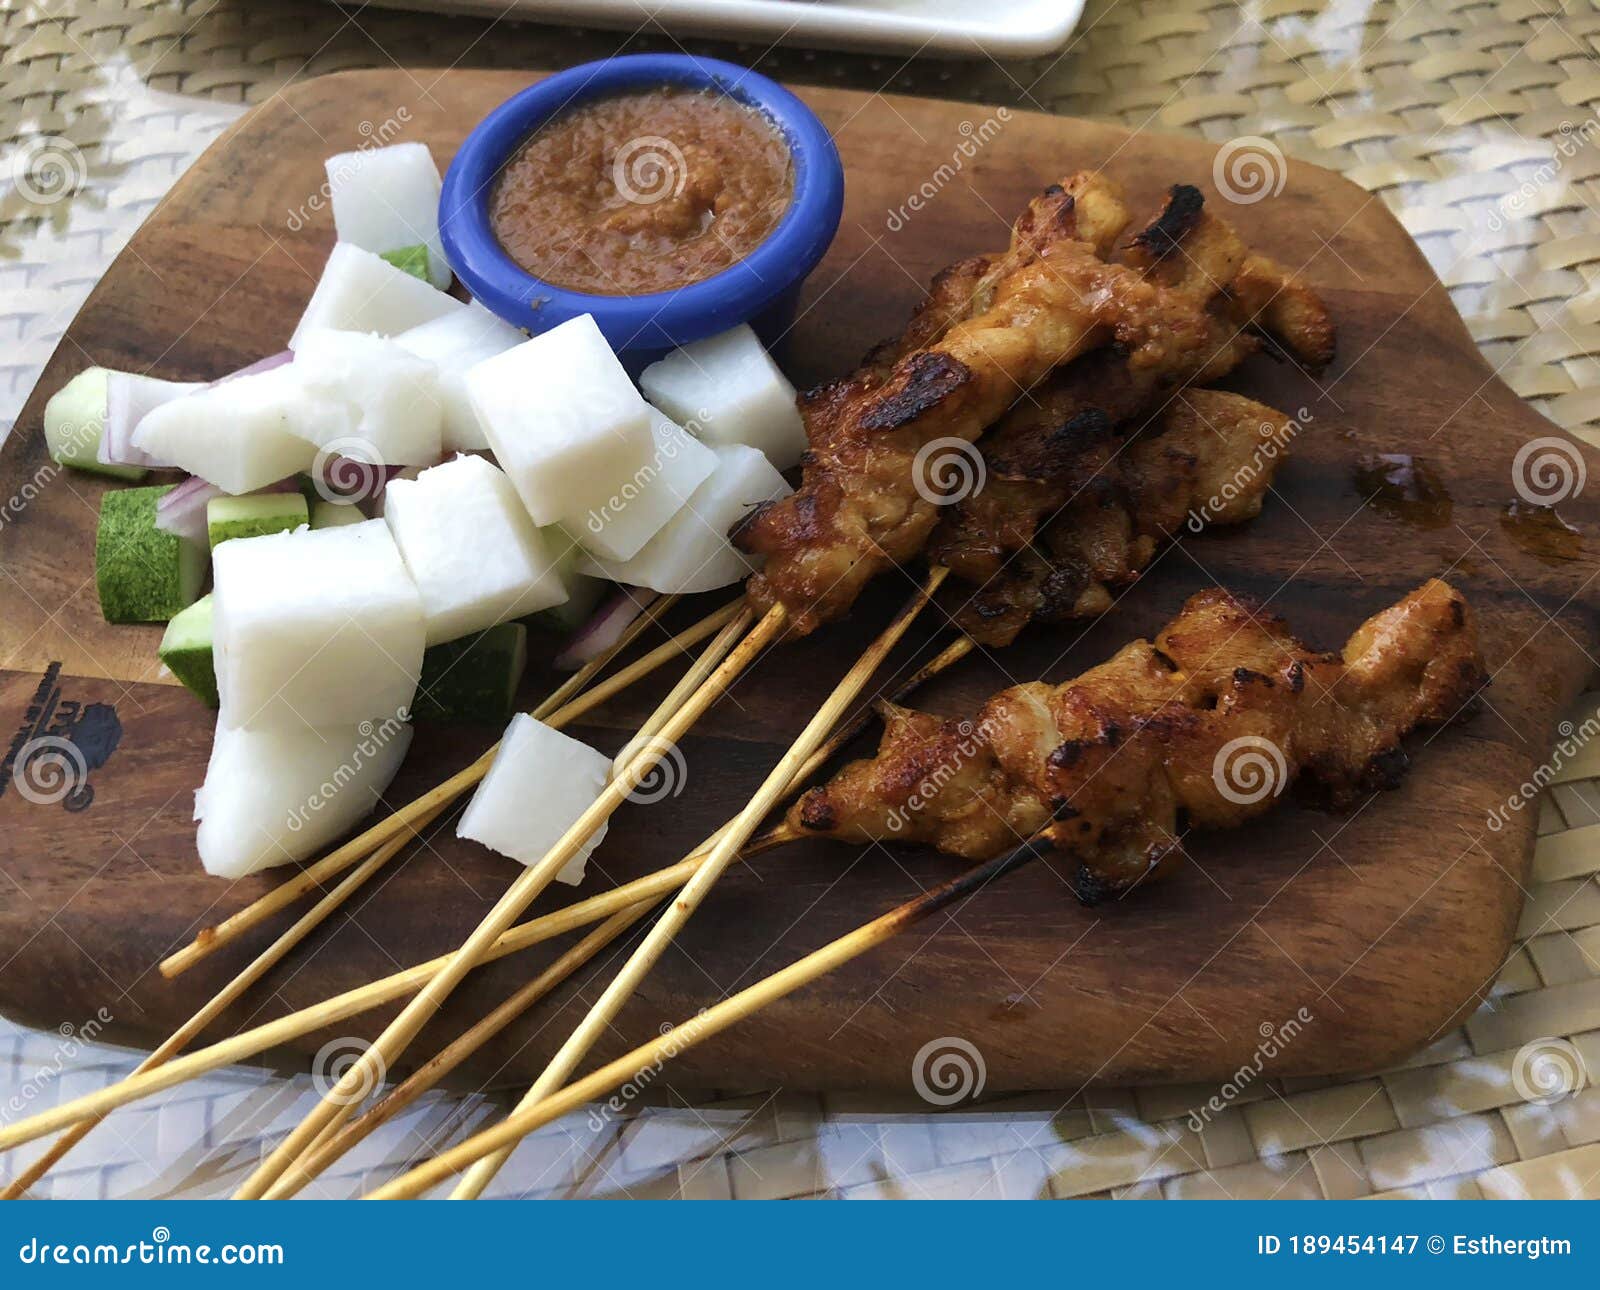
xmin=439 ymin=53 xmax=844 ymax=352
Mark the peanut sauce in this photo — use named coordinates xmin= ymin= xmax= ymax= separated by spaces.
xmin=490 ymin=87 xmax=794 ymax=296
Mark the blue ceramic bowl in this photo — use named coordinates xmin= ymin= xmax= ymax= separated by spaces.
xmin=439 ymin=54 xmax=844 ymax=365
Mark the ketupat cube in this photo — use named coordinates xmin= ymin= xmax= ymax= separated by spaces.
xmin=95 ymin=485 xmax=206 ymax=623
xmin=129 ymin=365 xmax=322 ymax=494
xmin=211 ymin=519 xmax=425 ymax=730
xmin=325 ymin=142 xmax=450 ymax=289
xmin=287 ymin=329 xmax=444 ymax=466
xmin=640 ymin=324 xmax=805 ymax=469
xmin=465 ymin=314 xmax=653 ymax=529
xmin=578 ymin=444 xmax=792 ymax=594
xmin=412 ymin=624 xmax=528 ymax=724
xmin=289 ymin=242 xmax=462 ymax=350
xmin=393 ymin=303 xmax=526 ymax=453
xmin=575 ymin=409 xmax=719 ymax=562
xmin=206 ymin=493 xmax=309 ymax=548
xmin=159 ymin=593 xmax=218 ymax=707
xmin=456 ymin=713 xmax=611 ymax=885
xmin=194 ymin=716 xmax=413 ymax=879
xmin=382 ymin=455 xmax=568 ymax=646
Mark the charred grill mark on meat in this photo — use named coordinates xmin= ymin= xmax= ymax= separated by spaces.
xmin=946 ymin=391 xmax=1298 ymax=647
xmin=788 ymin=580 xmax=1485 ymax=903
xmin=925 ymin=188 xmax=1333 ymax=638
xmin=735 ymin=172 xmax=1247 ymax=636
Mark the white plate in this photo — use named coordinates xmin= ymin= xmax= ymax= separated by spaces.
xmin=367 ymin=0 xmax=1084 ymax=58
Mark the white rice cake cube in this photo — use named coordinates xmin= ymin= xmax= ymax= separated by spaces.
xmin=577 ymin=443 xmax=791 ymax=594
xmin=640 ymin=324 xmax=805 ymax=469
xmin=457 ymin=713 xmax=612 ymax=885
xmin=289 ymin=242 xmax=462 ymax=350
xmin=324 ymin=142 xmax=450 ymax=290
xmin=130 ymin=366 xmax=322 ymax=494
xmin=465 ymin=314 xmax=653 ymax=528
xmin=288 ymin=329 xmax=444 ymax=465
xmin=195 ymin=717 xmax=413 ymax=880
xmin=213 ymin=519 xmax=425 ymax=731
xmin=575 ymin=409 xmax=719 ymax=562
xmin=384 ymin=454 xmax=569 ymax=645
xmin=393 ymin=303 xmax=526 ymax=452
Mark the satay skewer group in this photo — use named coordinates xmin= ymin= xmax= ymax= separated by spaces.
xmin=0 ymin=165 xmax=1492 ymax=1204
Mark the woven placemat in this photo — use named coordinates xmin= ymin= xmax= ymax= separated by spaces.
xmin=1 ymin=0 xmax=1596 ymax=1200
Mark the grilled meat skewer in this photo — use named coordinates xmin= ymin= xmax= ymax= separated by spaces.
xmin=950 ymin=389 xmax=1298 ymax=648
xmin=789 ymin=580 xmax=1485 ymax=902
xmin=930 ymin=187 xmax=1333 ymax=635
xmin=733 ymin=172 xmax=1236 ymax=638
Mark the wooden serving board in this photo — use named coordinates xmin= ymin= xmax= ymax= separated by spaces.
xmin=2 ymin=69 xmax=1596 ymax=1095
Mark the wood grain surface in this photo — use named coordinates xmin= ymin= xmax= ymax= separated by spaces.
xmin=1 ymin=69 xmax=1595 ymax=1093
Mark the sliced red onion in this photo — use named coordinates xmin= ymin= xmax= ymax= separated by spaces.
xmin=213 ymin=350 xmax=293 ymax=384
xmin=553 ymin=587 xmax=660 ymax=670
xmin=154 ymin=475 xmax=223 ymax=545
xmin=100 ymin=373 xmax=204 ymax=469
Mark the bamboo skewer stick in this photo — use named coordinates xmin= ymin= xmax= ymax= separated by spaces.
xmin=267 ymin=598 xmax=761 ymax=1184
xmin=369 ymin=842 xmax=1038 ymax=1199
xmin=0 ymin=856 xmax=717 ymax=1155
xmin=449 ymin=568 xmax=947 ymax=1199
xmin=0 ymin=621 xmax=974 ymax=1165
xmin=159 ymin=594 xmax=737 ymax=979
xmin=283 ymin=904 xmax=654 ymax=1188
xmin=1 ymin=831 xmax=416 ymax=1200
xmin=285 ymin=638 xmax=952 ymax=1195
xmin=258 ymin=600 xmax=760 ymax=1195
xmin=1 ymin=598 xmax=727 ymax=1198
xmin=236 ymin=601 xmax=779 ymax=1200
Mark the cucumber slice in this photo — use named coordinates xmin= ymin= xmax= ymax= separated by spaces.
xmin=311 ymin=498 xmax=365 ymax=528
xmin=43 ymin=368 xmax=147 ymax=481
xmin=95 ymin=485 xmax=206 ymax=623
xmin=159 ymin=594 xmax=217 ymax=707
xmin=412 ymin=624 xmax=528 ymax=725
xmin=206 ymin=492 xmax=309 ymax=549
xmin=380 ymin=243 xmax=432 ymax=281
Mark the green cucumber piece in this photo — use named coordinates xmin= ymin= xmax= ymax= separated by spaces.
xmin=379 ymin=243 xmax=432 ymax=281
xmin=43 ymin=368 xmax=147 ymax=481
xmin=159 ymin=593 xmax=217 ymax=707
xmin=310 ymin=498 xmax=366 ymax=528
xmin=413 ymin=624 xmax=528 ymax=724
xmin=95 ymin=485 xmax=206 ymax=623
xmin=206 ymin=492 xmax=309 ymax=548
